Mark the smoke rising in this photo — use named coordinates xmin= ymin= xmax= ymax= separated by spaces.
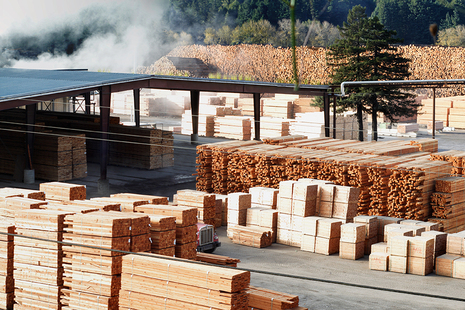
xmin=0 ymin=0 xmax=177 ymax=73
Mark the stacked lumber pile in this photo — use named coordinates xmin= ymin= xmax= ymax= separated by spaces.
xmin=430 ymin=150 xmax=465 ymax=175
xmin=353 ymin=215 xmax=379 ymax=255
xmin=61 ymin=211 xmax=139 ymax=309
xmin=422 ymin=230 xmax=447 ymax=261
xmin=119 ymin=253 xmax=251 ymax=310
xmin=33 ymin=110 xmax=175 ymax=170
xmin=176 ymin=189 xmax=216 ymax=226
xmin=293 ymin=98 xmax=321 ymax=114
xmin=254 ymin=117 xmax=290 ymax=139
xmin=216 ymin=194 xmax=228 ymax=227
xmin=0 ymin=220 xmax=14 ymax=309
xmin=110 ymin=193 xmax=169 ymax=205
xmin=339 ymin=223 xmax=366 ymax=260
xmin=51 ymin=199 xmax=120 ymax=212
xmin=0 ymin=197 xmax=48 ymax=218
xmin=417 ymin=97 xmax=453 ymax=126
xmin=288 ymin=112 xmax=326 ymax=138
xmin=228 ymin=225 xmax=273 ymax=248
xmin=247 ymin=187 xmax=278 ymax=241
xmin=134 ymin=204 xmax=198 ymax=259
xmin=246 ymin=286 xmax=308 ymax=310
xmin=40 ymin=182 xmax=86 ymax=201
xmin=195 ymin=143 xmax=215 ymax=193
xmin=0 ymin=187 xmax=45 ymax=200
xmin=196 ymin=252 xmax=240 ymax=267
xmin=0 ymin=115 xmax=87 ymax=181
xmin=430 ymin=177 xmax=465 ymax=233
xmin=227 ymin=192 xmax=251 ymax=234
xmin=276 ymin=180 xmax=318 ymax=247
xmin=197 ymin=139 xmax=448 ymax=220
xmin=147 ymin=214 xmax=176 ymax=256
xmin=181 ymin=110 xmax=215 ymax=137
xmin=262 ymin=99 xmax=293 ymax=119
xmin=301 ymin=216 xmax=323 ymax=253
xmin=387 ymin=159 xmax=452 ymax=220
xmin=238 ymin=97 xmax=258 ymax=116
xmin=448 ymin=96 xmax=465 ymax=129
xmin=14 ymin=209 xmax=73 ymax=309
xmin=435 ymin=231 xmax=465 ymax=279
xmin=410 ymin=138 xmax=438 ymax=153
xmin=214 ymin=116 xmax=252 ymax=140
xmin=314 ymin=218 xmax=343 ymax=255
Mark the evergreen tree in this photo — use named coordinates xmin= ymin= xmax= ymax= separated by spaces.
xmin=327 ymin=5 xmax=420 ymax=141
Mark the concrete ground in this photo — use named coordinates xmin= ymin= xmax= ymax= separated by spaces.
xmin=1 ymin=120 xmax=465 ymax=309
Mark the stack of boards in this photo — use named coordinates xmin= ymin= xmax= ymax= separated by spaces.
xmin=0 ymin=182 xmax=310 ymax=310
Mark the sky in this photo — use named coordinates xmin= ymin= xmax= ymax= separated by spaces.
xmin=0 ymin=0 xmax=171 ymax=72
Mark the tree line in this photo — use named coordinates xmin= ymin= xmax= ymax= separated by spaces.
xmin=163 ymin=0 xmax=465 ymax=46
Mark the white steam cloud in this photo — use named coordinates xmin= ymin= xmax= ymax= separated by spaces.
xmin=0 ymin=0 xmax=171 ymax=73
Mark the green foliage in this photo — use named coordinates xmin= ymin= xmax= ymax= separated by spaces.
xmin=303 ymin=20 xmax=341 ymax=47
xmin=438 ymin=24 xmax=465 ymax=45
xmin=231 ymin=20 xmax=277 ymax=44
xmin=327 ymin=5 xmax=419 ymax=140
xmin=208 ymin=72 xmax=254 ymax=80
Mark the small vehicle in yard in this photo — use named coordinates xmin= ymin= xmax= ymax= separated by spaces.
xmin=196 ymin=223 xmax=221 ymax=253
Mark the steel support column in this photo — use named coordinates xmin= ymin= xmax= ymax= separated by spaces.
xmin=99 ymin=86 xmax=111 ymax=195
xmin=253 ymin=93 xmax=261 ymax=140
xmin=25 ymin=103 xmax=36 ymax=170
xmin=190 ymin=90 xmax=200 ymax=143
xmin=432 ymin=88 xmax=436 ymax=139
xmin=323 ymin=92 xmax=330 ymax=137
xmin=84 ymin=92 xmax=91 ymax=114
xmin=133 ymin=88 xmax=141 ymax=127
xmin=333 ymin=94 xmax=337 ymax=139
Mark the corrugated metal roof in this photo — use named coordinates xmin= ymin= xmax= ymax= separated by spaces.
xmin=0 ymin=68 xmax=151 ymax=102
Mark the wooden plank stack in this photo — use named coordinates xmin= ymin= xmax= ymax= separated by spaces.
xmin=255 ymin=117 xmax=290 ymax=139
xmin=134 ymin=204 xmax=198 ymax=259
xmin=0 ymin=197 xmax=48 ymax=218
xmin=216 ymin=194 xmax=228 ymax=226
xmin=246 ymin=286 xmax=304 ymax=310
xmin=228 ymin=225 xmax=273 ymax=248
xmin=40 ymin=182 xmax=86 ymax=201
xmin=181 ymin=110 xmax=215 ymax=137
xmin=195 ymin=252 xmax=240 ymax=267
xmin=301 ymin=216 xmax=323 ymax=253
xmin=147 ymin=214 xmax=176 ymax=256
xmin=354 ymin=215 xmax=379 ymax=255
xmin=430 ymin=176 xmax=465 ymax=233
xmin=339 ymin=223 xmax=366 ymax=260
xmin=91 ymin=197 xmax=149 ymax=212
xmin=110 ymin=193 xmax=168 ymax=205
xmin=315 ymin=218 xmax=343 ymax=255
xmin=214 ymin=116 xmax=252 ymax=140
xmin=119 ymin=253 xmax=250 ymax=310
xmin=62 ymin=211 xmax=134 ymax=309
xmin=227 ymin=193 xmax=251 ymax=230
xmin=421 ymin=230 xmax=447 ymax=261
xmin=14 ymin=209 xmax=73 ymax=310
xmin=176 ymin=189 xmax=216 ymax=226
xmin=407 ymin=236 xmax=435 ymax=275
xmin=0 ymin=220 xmax=14 ymax=309
xmin=0 ymin=187 xmax=45 ymax=200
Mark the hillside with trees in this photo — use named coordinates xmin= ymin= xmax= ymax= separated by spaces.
xmin=162 ymin=0 xmax=465 ymax=46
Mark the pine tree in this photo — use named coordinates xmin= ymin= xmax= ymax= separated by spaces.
xmin=327 ymin=5 xmax=420 ymax=141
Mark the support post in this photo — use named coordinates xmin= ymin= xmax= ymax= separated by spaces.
xmin=333 ymin=94 xmax=337 ymax=139
xmin=84 ymin=92 xmax=91 ymax=114
xmin=432 ymin=88 xmax=436 ymax=139
xmin=24 ymin=104 xmax=36 ymax=183
xmin=133 ymin=88 xmax=141 ymax=127
xmin=323 ymin=92 xmax=330 ymax=137
xmin=190 ymin=90 xmax=200 ymax=143
xmin=253 ymin=93 xmax=261 ymax=140
xmin=99 ymin=86 xmax=111 ymax=196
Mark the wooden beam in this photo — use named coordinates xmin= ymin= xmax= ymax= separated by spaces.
xmin=133 ymin=88 xmax=141 ymax=127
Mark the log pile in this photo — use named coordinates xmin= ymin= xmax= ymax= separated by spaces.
xmin=119 ymin=253 xmax=251 ymax=310
xmin=146 ymin=45 xmax=465 ymax=98
xmin=14 ymin=209 xmax=73 ymax=309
